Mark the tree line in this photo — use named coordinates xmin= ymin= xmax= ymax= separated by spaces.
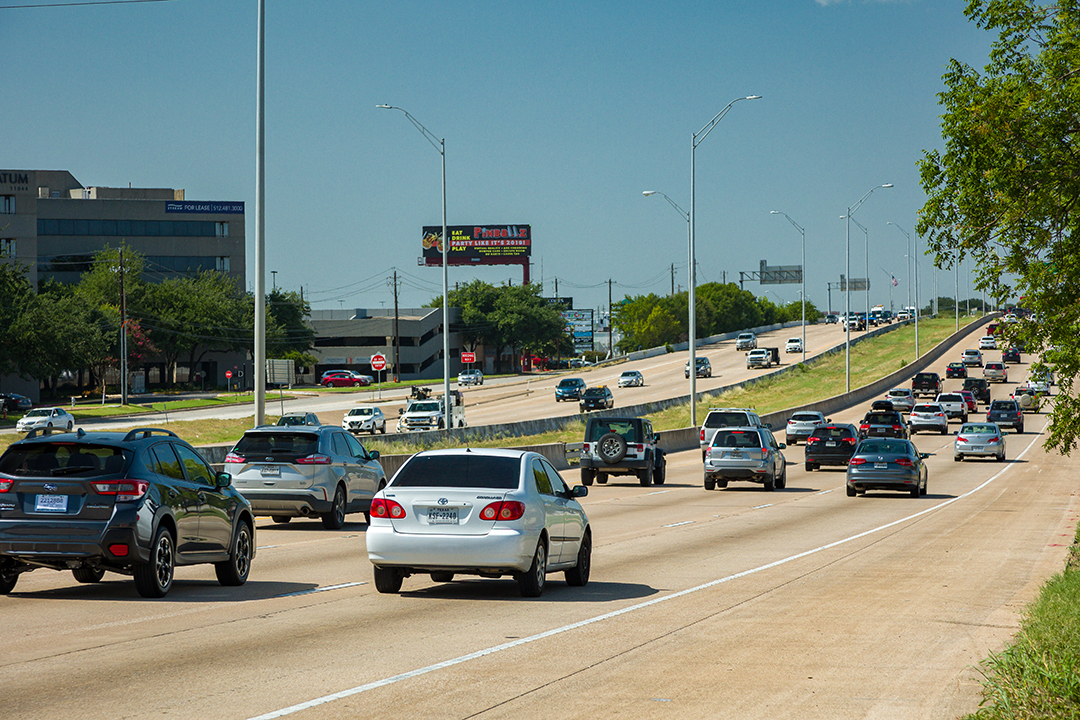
xmin=0 ymin=246 xmax=315 ymax=397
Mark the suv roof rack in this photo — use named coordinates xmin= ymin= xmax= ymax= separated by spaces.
xmin=121 ymin=428 xmax=179 ymax=442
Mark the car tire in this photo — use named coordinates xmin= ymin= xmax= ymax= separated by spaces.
xmin=955 ymin=454 xmax=962 ymax=462
xmin=564 ymin=530 xmax=591 ymax=587
xmin=271 ymin=516 xmax=292 ymax=524
xmin=1017 ymin=425 xmax=1024 ymax=434
xmin=777 ymin=465 xmax=787 ymax=489
xmin=704 ymin=476 xmax=716 ymax=491
xmin=72 ymin=566 xmax=105 ymax=584
xmin=580 ymin=467 xmax=595 ymax=486
xmin=596 ymin=473 xmax=608 ymax=484
xmin=805 ymin=461 xmax=815 ymax=472
xmin=516 ymin=540 xmax=547 ymax=598
xmin=321 ymin=486 xmax=347 ymax=530
xmin=0 ymin=565 xmax=18 ymax=594
xmin=596 ymin=433 xmax=628 ymax=464
xmin=373 ymin=566 xmax=403 ymax=593
xmin=430 ymin=572 xmax=454 ymax=583
xmin=215 ymin=521 xmax=253 ymax=586
xmin=764 ymin=472 xmax=775 ymax=492
xmin=997 ymin=453 xmax=1006 ymax=463
xmin=940 ymin=426 xmax=948 ymax=436
xmin=637 ymin=468 xmax=652 ymax=486
xmin=653 ymin=458 xmax=666 ymax=485
xmin=66 ymin=421 xmax=73 ymax=431
xmin=134 ymin=526 xmax=175 ymax=598
xmin=846 ymin=483 xmax=857 ymax=497
xmin=910 ymin=483 xmax=921 ymax=498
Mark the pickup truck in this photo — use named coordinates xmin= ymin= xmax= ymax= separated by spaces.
xmin=397 ymin=392 xmax=467 ymax=431
xmin=935 ymin=392 xmax=969 ymax=422
xmin=746 ymin=348 xmax=773 ymax=369
xmin=911 ymin=372 xmax=942 ymax=398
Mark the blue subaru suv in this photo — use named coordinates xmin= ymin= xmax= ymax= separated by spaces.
xmin=0 ymin=427 xmax=255 ymax=598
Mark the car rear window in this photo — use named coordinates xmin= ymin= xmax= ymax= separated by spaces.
xmin=232 ymin=432 xmax=319 ymax=461
xmin=813 ymin=426 xmax=855 ymax=439
xmin=990 ymin=401 xmax=1017 ymax=411
xmin=711 ymin=430 xmax=763 ymax=448
xmin=0 ymin=443 xmax=129 ymax=477
xmin=858 ymin=441 xmax=910 ymax=455
xmin=864 ymin=413 xmax=899 ymax=424
xmin=914 ymin=373 xmax=937 ymax=381
xmin=790 ymin=413 xmax=820 ymax=422
xmin=587 ymin=420 xmax=640 ymax=442
xmin=939 ymin=394 xmax=963 ymax=402
xmin=887 ymin=390 xmax=910 ymax=397
xmin=963 ymin=424 xmax=997 ymax=434
xmin=704 ymin=412 xmax=752 ymax=428
xmin=913 ymin=404 xmax=942 ymax=413
xmin=392 ymin=454 xmax=520 ymax=489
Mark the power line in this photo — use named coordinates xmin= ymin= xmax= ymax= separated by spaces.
xmin=0 ymin=0 xmax=179 ymax=9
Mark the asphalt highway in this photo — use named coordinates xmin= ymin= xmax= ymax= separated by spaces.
xmin=3 ymin=332 xmax=1077 ymax=720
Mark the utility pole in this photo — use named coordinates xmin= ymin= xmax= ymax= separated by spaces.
xmin=119 ymin=248 xmax=127 ymax=405
xmin=671 ymin=263 xmax=675 ymax=296
xmin=554 ymin=277 xmax=558 ymax=297
xmin=390 ymin=270 xmax=401 ymax=382
xmin=608 ymin=279 xmax=614 ymax=358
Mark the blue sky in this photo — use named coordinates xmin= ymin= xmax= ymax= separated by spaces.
xmin=6 ymin=0 xmax=992 ymax=316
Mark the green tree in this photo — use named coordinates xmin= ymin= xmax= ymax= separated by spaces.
xmin=917 ymin=0 xmax=1080 ymax=453
xmin=13 ymin=293 xmax=111 ymax=396
xmin=0 ymin=262 xmax=34 ymax=376
xmin=267 ymin=288 xmax=315 ymax=358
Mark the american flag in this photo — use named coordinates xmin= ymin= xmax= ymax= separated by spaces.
xmin=891 ymin=275 xmax=898 ymax=287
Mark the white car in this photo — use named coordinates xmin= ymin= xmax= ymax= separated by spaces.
xmin=342 ymin=406 xmax=386 ymax=434
xmin=785 ymin=411 xmax=828 ymax=445
xmin=457 ymin=369 xmax=484 ymax=386
xmin=909 ymin=403 xmax=949 ymax=435
xmin=978 ymin=335 xmax=998 ymax=350
xmin=785 ymin=337 xmax=803 ymax=353
xmin=366 ymin=448 xmax=591 ymax=597
xmin=617 ymin=370 xmax=644 ymax=388
xmin=15 ymin=407 xmax=75 ymax=434
xmin=883 ymin=388 xmax=916 ymax=412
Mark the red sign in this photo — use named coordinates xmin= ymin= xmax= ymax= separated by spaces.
xmin=370 ymin=354 xmax=386 ymax=372
xmin=225 ymin=370 xmax=233 ymax=379
xmin=460 ymin=352 xmax=476 ymax=364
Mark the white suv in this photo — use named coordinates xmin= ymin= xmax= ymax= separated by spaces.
xmin=983 ymin=362 xmax=1008 ymax=383
xmin=735 ymin=333 xmax=757 ymax=351
xmin=785 ymin=337 xmax=803 ymax=353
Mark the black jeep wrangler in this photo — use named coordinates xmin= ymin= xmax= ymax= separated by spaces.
xmin=579 ymin=416 xmax=666 ymax=487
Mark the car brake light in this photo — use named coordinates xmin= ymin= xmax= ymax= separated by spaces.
xmin=895 ymin=458 xmax=914 ymax=467
xmin=92 ymin=480 xmax=150 ymax=502
xmin=582 ymin=443 xmax=590 ymax=452
xmin=296 ymin=454 xmax=332 ymax=465
xmin=957 ymin=436 xmax=968 ymax=443
xmin=936 ymin=413 xmax=945 ymax=418
xmin=807 ymin=436 xmax=820 ymax=444
xmin=370 ymin=497 xmax=406 ymax=519
xmin=859 ymin=424 xmax=870 ymax=431
xmin=700 ymin=428 xmax=705 ymax=442
xmin=844 ymin=437 xmax=857 ymax=445
xmin=991 ymin=436 xmax=1001 ymax=443
xmin=0 ymin=478 xmax=12 ymax=493
xmin=633 ymin=444 xmax=644 ymax=453
xmin=224 ymin=452 xmax=245 ymax=463
xmin=480 ymin=501 xmax=525 ymax=521
xmin=892 ymin=425 xmax=902 ymax=431
xmin=849 ymin=457 xmax=867 ymax=465
xmin=760 ymin=447 xmax=769 ymax=456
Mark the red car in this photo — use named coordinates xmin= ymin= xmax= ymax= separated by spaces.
xmin=321 ymin=371 xmax=372 ymax=388
xmin=958 ymin=390 xmax=978 ymax=414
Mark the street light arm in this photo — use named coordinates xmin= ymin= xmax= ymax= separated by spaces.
xmin=886 ymin=221 xmax=910 ymax=240
xmin=770 ymin=210 xmax=804 ymax=235
xmin=693 ymin=95 xmax=761 ymax=148
xmin=846 ymin=214 xmax=867 ymax=234
xmin=847 ymin=183 xmax=893 ymax=217
xmin=376 ymin=104 xmax=444 ymax=155
xmin=644 ymin=190 xmax=688 ymax=221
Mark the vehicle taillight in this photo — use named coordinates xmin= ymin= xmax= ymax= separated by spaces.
xmin=0 ymin=478 xmax=12 ymax=493
xmin=296 ymin=454 xmax=332 ymax=465
xmin=844 ymin=437 xmax=857 ymax=445
xmin=991 ymin=436 xmax=1001 ymax=443
xmin=700 ymin=428 xmax=705 ymax=442
xmin=859 ymin=424 xmax=869 ymax=430
xmin=224 ymin=452 xmax=245 ymax=463
xmin=760 ymin=447 xmax=769 ymax=456
xmin=92 ymin=480 xmax=150 ymax=502
xmin=480 ymin=501 xmax=525 ymax=521
xmin=849 ymin=457 xmax=867 ymax=465
xmin=370 ymin=497 xmax=406 ymax=519
xmin=633 ymin=444 xmax=644 ymax=453
xmin=957 ymin=436 xmax=968 ymax=443
xmin=894 ymin=458 xmax=914 ymax=467
xmin=807 ymin=436 xmax=820 ymax=444
xmin=582 ymin=443 xmax=590 ymax=452
xmin=891 ymin=425 xmax=903 ymax=431
xmin=936 ymin=413 xmax=945 ymax=418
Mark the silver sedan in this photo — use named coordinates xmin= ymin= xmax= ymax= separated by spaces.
xmin=366 ymin=448 xmax=591 ymax=597
xmin=954 ymin=422 xmax=1006 ymax=462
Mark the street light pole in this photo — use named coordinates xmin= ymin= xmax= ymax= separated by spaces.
xmin=689 ymin=95 xmax=760 ymax=427
xmin=844 ymin=214 xmax=869 ymax=329
xmin=770 ymin=210 xmax=806 ymax=364
xmin=253 ymin=0 xmax=266 ymax=425
xmin=377 ymin=104 xmax=452 ymax=428
xmin=843 ymin=184 xmax=892 ymax=393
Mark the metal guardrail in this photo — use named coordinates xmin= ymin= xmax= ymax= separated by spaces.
xmin=565 ymin=442 xmax=583 ymax=464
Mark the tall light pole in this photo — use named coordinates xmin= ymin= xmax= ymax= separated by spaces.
xmin=378 ymin=104 xmax=451 ymax=427
xmin=844 ymin=184 xmax=892 ymax=392
xmin=842 ymin=214 xmax=870 ymax=328
xmin=887 ymin=221 xmax=916 ymax=356
xmin=770 ymin=210 xmax=806 ymax=363
xmin=689 ymin=94 xmax=761 ymax=427
xmin=253 ymin=0 xmax=266 ymax=425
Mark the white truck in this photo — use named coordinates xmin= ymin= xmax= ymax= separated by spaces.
xmin=397 ymin=391 xmax=467 ymax=432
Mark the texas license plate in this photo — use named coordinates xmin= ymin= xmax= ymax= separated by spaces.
xmin=260 ymin=465 xmax=280 ymax=477
xmin=727 ymin=452 xmax=743 ymax=459
xmin=428 ymin=508 xmax=459 ymax=525
xmin=35 ymin=494 xmax=68 ymax=512
xmin=826 ymin=441 xmax=837 ymax=447
xmin=874 ymin=462 xmax=887 ymax=469
xmin=971 ymin=446 xmax=983 ymax=451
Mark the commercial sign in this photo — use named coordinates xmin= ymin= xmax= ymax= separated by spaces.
xmin=562 ymin=309 xmax=594 ymax=353
xmin=421 ymin=225 xmax=531 ymax=267
xmin=165 ymin=201 xmax=245 ymax=214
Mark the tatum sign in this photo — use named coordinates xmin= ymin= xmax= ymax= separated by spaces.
xmin=421 ymin=225 xmax=531 ymax=267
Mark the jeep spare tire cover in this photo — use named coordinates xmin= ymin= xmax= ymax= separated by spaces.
xmin=597 ymin=433 xmax=628 ymax=464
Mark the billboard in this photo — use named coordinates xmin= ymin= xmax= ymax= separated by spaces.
xmin=562 ymin=309 xmax=594 ymax=353
xmin=421 ymin=225 xmax=531 ymax=267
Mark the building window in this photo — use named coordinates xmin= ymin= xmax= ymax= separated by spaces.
xmin=0 ymin=239 xmax=14 ymax=258
xmin=0 ymin=196 xmax=13 ymax=214
xmin=216 ymin=222 xmax=229 ymax=237
xmin=216 ymin=256 xmax=230 ymax=273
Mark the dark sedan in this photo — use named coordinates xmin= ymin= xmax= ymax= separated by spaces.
xmin=579 ymin=386 xmax=614 ymax=412
xmin=945 ymin=362 xmax=968 ymax=379
xmin=804 ymin=424 xmax=859 ymax=471
xmin=846 ymin=438 xmax=929 ymax=498
xmin=0 ymin=393 xmax=32 ymax=413
xmin=1002 ymin=347 xmax=1021 ymax=363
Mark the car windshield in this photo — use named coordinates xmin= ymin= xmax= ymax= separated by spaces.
xmin=232 ymin=432 xmax=319 ymax=461
xmin=711 ymin=430 xmax=762 ymax=448
xmin=410 ymin=402 xmax=440 ymax=412
xmin=587 ymin=420 xmax=639 ymax=442
xmin=277 ymin=416 xmax=309 ymax=426
xmin=858 ymin=441 xmax=910 ymax=455
xmin=620 ymin=372 xmax=636 ymax=378
xmin=23 ymin=409 xmax=49 ymax=418
xmin=349 ymin=408 xmax=374 ymax=416
xmin=392 ymin=454 xmax=520 ymax=489
xmin=0 ymin=443 xmax=129 ymax=477
xmin=557 ymin=379 xmax=582 ymax=388
xmin=583 ymin=389 xmax=606 ymax=397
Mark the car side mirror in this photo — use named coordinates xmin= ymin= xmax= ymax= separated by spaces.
xmin=398 ymin=408 xmax=404 ymax=415
xmin=572 ymin=485 xmax=589 ymax=498
xmin=653 ymin=433 xmax=660 ymax=443
xmin=369 ymin=450 xmax=380 ymax=460
xmin=765 ymin=423 xmax=772 ymax=429
xmin=920 ymin=453 xmax=931 ymax=459
xmin=215 ymin=472 xmax=232 ymax=488
xmin=777 ymin=443 xmax=786 ymax=450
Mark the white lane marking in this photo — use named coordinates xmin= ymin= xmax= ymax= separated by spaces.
xmin=645 ymin=490 xmax=672 ymax=496
xmin=662 ymin=521 xmax=694 ymax=528
xmin=257 ymin=545 xmax=280 ymax=550
xmin=815 ymin=489 xmax=833 ymax=495
xmin=274 ymin=582 xmax=365 ymax=599
xmin=246 ymin=432 xmax=1043 ymax=720
xmin=753 ymin=504 xmax=774 ymax=509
